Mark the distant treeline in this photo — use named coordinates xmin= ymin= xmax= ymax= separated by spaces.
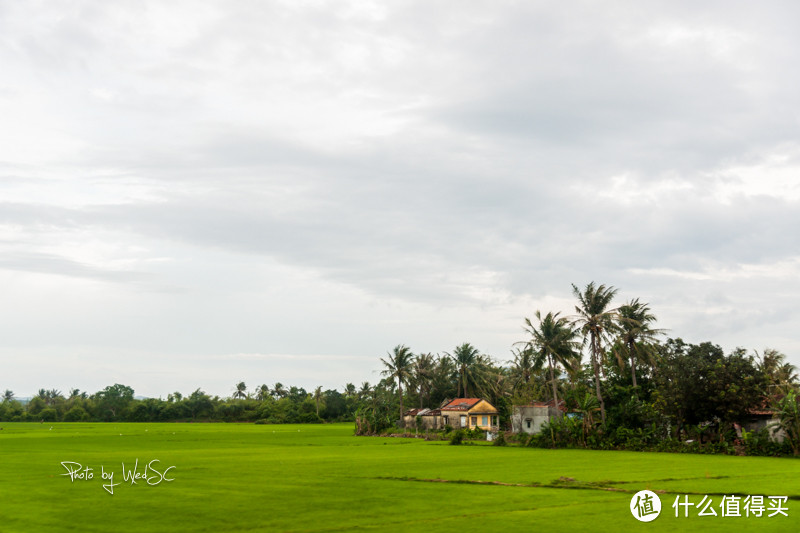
xmin=4 ymin=281 xmax=800 ymax=459
xmin=0 ymin=383 xmax=361 ymax=424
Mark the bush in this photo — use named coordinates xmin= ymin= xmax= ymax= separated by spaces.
xmin=38 ymin=408 xmax=58 ymax=422
xmin=449 ymin=429 xmax=465 ymax=445
xmin=467 ymin=427 xmax=485 ymax=440
xmin=63 ymin=406 xmax=90 ymax=422
xmin=493 ymin=431 xmax=507 ymax=446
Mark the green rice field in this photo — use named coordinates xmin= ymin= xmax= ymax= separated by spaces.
xmin=1 ymin=422 xmax=798 ymax=532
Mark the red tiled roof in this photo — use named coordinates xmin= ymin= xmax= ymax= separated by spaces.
xmin=441 ymin=398 xmax=483 ymax=411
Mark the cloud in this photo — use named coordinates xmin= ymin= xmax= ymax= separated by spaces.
xmin=1 ymin=1 xmax=800 ymax=395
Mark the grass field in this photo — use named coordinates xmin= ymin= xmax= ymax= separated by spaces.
xmin=1 ymin=422 xmax=798 ymax=532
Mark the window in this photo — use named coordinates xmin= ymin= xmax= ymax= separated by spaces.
xmin=526 ymin=418 xmax=532 ymax=429
xmin=470 ymin=416 xmax=477 ymax=426
xmin=492 ymin=416 xmax=498 ymax=427
xmin=482 ymin=416 xmax=488 ymax=426
xmin=460 ymin=415 xmax=467 ymax=427
xmin=443 ymin=415 xmax=449 ymax=425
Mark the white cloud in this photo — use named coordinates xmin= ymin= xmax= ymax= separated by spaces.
xmin=2 ymin=0 xmax=800 ymax=395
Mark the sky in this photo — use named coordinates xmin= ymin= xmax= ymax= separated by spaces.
xmin=2 ymin=1 xmax=799 ymax=399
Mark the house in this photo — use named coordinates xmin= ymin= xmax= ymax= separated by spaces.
xmin=439 ymin=398 xmax=499 ymax=430
xmin=741 ymin=408 xmax=785 ymax=442
xmin=401 ymin=407 xmax=442 ymax=430
xmin=511 ymin=401 xmax=564 ymax=434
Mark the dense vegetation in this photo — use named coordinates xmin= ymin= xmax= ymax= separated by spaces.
xmin=3 ymin=281 xmax=799 ymax=456
xmin=358 ymin=282 xmax=800 ymax=457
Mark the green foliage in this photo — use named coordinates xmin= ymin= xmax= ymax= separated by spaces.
xmin=653 ymin=339 xmax=768 ymax=437
xmin=94 ymin=383 xmax=135 ymax=421
xmin=518 ymin=311 xmax=581 ymax=409
xmin=775 ymin=391 xmax=800 ymax=455
xmin=38 ymin=407 xmax=58 ymax=422
xmin=740 ymin=428 xmax=793 ymax=457
xmin=63 ymin=406 xmax=90 ymax=422
xmin=449 ymin=429 xmax=465 ymax=445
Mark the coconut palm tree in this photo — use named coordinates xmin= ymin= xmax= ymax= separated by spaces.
xmin=358 ymin=382 xmax=371 ymax=401
xmin=233 ymin=381 xmax=247 ymax=400
xmin=776 ymin=391 xmax=800 ymax=455
xmin=272 ymin=382 xmax=287 ymax=399
xmin=614 ymin=299 xmax=665 ymax=392
xmin=380 ymin=345 xmax=415 ymax=421
xmin=509 ymin=346 xmax=535 ymax=389
xmin=448 ymin=343 xmax=489 ymax=398
xmin=758 ymin=349 xmax=800 ymax=400
xmin=313 ymin=386 xmax=323 ymax=416
xmin=344 ymin=383 xmax=357 ymax=398
xmin=411 ymin=352 xmax=435 ymax=408
xmin=571 ymin=282 xmax=620 ymax=424
xmin=2 ymin=389 xmax=14 ymax=402
xmin=519 ymin=311 xmax=581 ymax=412
xmin=256 ymin=384 xmax=270 ymax=401
xmin=576 ymin=392 xmax=600 ymax=446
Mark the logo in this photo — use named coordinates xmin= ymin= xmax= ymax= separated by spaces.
xmin=631 ymin=490 xmax=662 ymax=522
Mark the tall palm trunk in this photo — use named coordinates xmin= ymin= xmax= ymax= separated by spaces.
xmin=591 ymin=334 xmax=606 ymax=424
xmin=398 ymin=383 xmax=404 ymax=421
xmin=547 ymin=353 xmax=559 ymax=415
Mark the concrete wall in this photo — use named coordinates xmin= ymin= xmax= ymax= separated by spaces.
xmin=512 ymin=405 xmax=560 ymax=434
xmin=440 ymin=410 xmax=469 ymax=429
xmin=743 ymin=417 xmax=785 ymax=442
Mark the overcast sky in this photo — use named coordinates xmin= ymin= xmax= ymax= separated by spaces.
xmin=2 ymin=1 xmax=799 ymax=398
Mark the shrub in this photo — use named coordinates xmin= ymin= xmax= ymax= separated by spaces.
xmin=63 ymin=406 xmax=90 ymax=422
xmin=38 ymin=408 xmax=58 ymax=422
xmin=449 ymin=429 xmax=465 ymax=445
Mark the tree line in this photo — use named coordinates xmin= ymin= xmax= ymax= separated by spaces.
xmin=3 ymin=281 xmax=799 ymax=455
xmin=363 ymin=282 xmax=800 ymax=455
xmin=0 ymin=383 xmax=362 ymax=424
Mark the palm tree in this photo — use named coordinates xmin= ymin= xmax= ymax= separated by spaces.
xmin=233 ymin=381 xmax=247 ymax=400
xmin=509 ymin=346 xmax=535 ymax=389
xmin=313 ymin=386 xmax=323 ymax=416
xmin=448 ymin=343 xmax=487 ymax=398
xmin=2 ymin=390 xmax=13 ymax=402
xmin=576 ymin=392 xmax=600 ymax=446
xmin=272 ymin=383 xmax=287 ymax=399
xmin=344 ymin=383 xmax=356 ymax=398
xmin=776 ymin=391 xmax=800 ymax=455
xmin=758 ymin=349 xmax=800 ymax=400
xmin=563 ymin=351 xmax=585 ymax=392
xmin=519 ymin=311 xmax=581 ymax=411
xmin=256 ymin=384 xmax=270 ymax=401
xmin=411 ymin=352 xmax=435 ymax=408
xmin=614 ymin=299 xmax=665 ymax=392
xmin=571 ymin=282 xmax=620 ymax=424
xmin=358 ymin=382 xmax=371 ymax=401
xmin=380 ymin=345 xmax=415 ymax=421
